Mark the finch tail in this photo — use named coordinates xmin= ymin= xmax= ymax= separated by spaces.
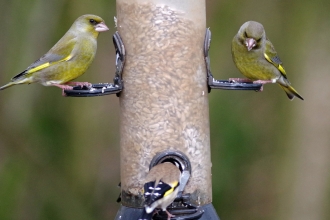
xmin=279 ymin=84 xmax=304 ymax=101
xmin=0 ymin=82 xmax=16 ymax=90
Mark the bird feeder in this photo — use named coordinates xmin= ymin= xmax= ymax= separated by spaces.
xmin=64 ymin=0 xmax=262 ymax=219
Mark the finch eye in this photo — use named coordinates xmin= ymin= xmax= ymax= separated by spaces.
xmin=244 ymin=31 xmax=248 ymax=38
xmin=89 ymin=19 xmax=97 ymax=25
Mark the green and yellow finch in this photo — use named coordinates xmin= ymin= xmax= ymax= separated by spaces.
xmin=0 ymin=14 xmax=109 ymax=95
xmin=231 ymin=21 xmax=303 ymax=100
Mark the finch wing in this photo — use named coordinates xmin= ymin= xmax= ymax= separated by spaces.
xmin=144 ymin=180 xmax=173 ymax=206
xmin=264 ymin=39 xmax=287 ymax=79
xmin=12 ymin=35 xmax=77 ymax=81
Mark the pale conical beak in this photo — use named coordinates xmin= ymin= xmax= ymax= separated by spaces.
xmin=245 ymin=38 xmax=256 ymax=51
xmin=95 ymin=22 xmax=109 ymax=32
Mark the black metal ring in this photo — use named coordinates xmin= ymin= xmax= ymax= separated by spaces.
xmin=149 ymin=150 xmax=191 ymax=174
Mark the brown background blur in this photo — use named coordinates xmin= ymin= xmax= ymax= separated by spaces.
xmin=0 ymin=0 xmax=329 ymax=219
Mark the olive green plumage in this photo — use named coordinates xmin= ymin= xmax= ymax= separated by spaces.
xmin=232 ymin=21 xmax=303 ymax=100
xmin=0 ymin=14 xmax=109 ymax=91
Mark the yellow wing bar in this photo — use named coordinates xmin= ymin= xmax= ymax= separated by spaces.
xmin=264 ymin=53 xmax=287 ymax=77
xmin=26 ymin=54 xmax=73 ymax=74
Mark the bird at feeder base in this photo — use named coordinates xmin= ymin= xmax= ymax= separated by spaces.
xmin=139 ymin=162 xmax=181 ymax=220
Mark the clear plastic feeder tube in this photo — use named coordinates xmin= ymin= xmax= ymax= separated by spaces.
xmin=116 ymin=0 xmax=211 ymax=207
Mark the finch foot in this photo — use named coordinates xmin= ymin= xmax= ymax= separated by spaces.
xmin=252 ymin=80 xmax=275 ymax=92
xmin=67 ymin=81 xmax=92 ymax=88
xmin=52 ymin=84 xmax=72 ymax=96
xmin=52 ymin=84 xmax=74 ymax=90
xmin=51 ymin=84 xmax=74 ymax=96
xmin=256 ymin=85 xmax=264 ymax=92
xmin=253 ymin=80 xmax=275 ymax=84
xmin=165 ymin=210 xmax=175 ymax=220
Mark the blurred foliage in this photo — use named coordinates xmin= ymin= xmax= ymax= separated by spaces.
xmin=0 ymin=0 xmax=330 ymax=220
xmin=207 ymin=0 xmax=330 ymax=220
xmin=0 ymin=0 xmax=119 ymax=219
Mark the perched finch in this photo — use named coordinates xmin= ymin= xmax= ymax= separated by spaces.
xmin=232 ymin=21 xmax=303 ymax=100
xmin=0 ymin=14 xmax=109 ymax=95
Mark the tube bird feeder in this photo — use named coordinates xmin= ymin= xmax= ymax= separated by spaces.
xmin=60 ymin=1 xmax=262 ymax=219
xmin=114 ymin=0 xmax=219 ymax=219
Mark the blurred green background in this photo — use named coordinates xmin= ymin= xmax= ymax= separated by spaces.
xmin=0 ymin=0 xmax=329 ymax=219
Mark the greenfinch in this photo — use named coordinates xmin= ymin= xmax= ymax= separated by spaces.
xmin=231 ymin=21 xmax=303 ymax=100
xmin=0 ymin=14 xmax=109 ymax=94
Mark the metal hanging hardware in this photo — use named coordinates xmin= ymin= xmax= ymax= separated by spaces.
xmin=204 ymin=28 xmax=262 ymax=92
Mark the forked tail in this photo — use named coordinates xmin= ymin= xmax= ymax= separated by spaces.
xmin=279 ymin=84 xmax=304 ymax=100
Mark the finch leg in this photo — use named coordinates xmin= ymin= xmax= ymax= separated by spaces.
xmin=152 ymin=209 xmax=159 ymax=216
xmin=256 ymin=85 xmax=264 ymax=92
xmin=229 ymin=78 xmax=253 ymax=83
xmin=52 ymin=84 xmax=74 ymax=90
xmin=253 ymin=80 xmax=275 ymax=84
xmin=51 ymin=84 xmax=74 ymax=96
xmin=67 ymin=81 xmax=92 ymax=88
xmin=252 ymin=80 xmax=275 ymax=92
xmin=165 ymin=210 xmax=175 ymax=220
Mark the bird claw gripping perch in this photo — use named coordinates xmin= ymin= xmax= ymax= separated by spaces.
xmin=148 ymin=150 xmax=205 ymax=220
xmin=152 ymin=193 xmax=204 ymax=220
xmin=64 ymin=31 xmax=125 ymax=97
xmin=158 ymin=195 xmax=205 ymax=220
xmin=203 ymin=28 xmax=262 ymax=92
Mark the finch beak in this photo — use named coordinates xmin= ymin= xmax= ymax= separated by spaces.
xmin=95 ymin=22 xmax=109 ymax=32
xmin=245 ymin=38 xmax=256 ymax=51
